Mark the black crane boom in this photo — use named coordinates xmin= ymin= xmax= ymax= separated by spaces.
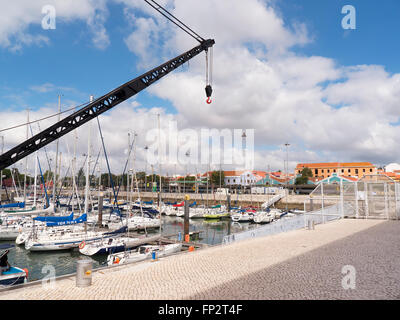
xmin=0 ymin=39 xmax=215 ymax=171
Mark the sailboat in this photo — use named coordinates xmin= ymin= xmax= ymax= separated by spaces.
xmin=78 ymin=229 xmax=162 ymax=256
xmin=24 ymin=213 xmax=122 ymax=251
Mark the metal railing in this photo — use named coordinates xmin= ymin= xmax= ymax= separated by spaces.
xmin=222 ymin=214 xmax=306 ymax=244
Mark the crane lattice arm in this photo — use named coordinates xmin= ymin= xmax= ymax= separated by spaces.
xmin=0 ymin=39 xmax=215 ymax=171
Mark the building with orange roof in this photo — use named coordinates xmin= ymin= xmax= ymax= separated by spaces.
xmin=379 ymin=171 xmax=400 ymax=182
xmin=295 ymin=162 xmax=376 ymax=180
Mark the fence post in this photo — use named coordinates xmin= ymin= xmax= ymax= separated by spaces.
xmin=340 ymin=178 xmax=344 ymax=218
xmin=395 ymin=183 xmax=400 ymax=219
xmin=354 ymin=181 xmax=359 ymax=219
xmin=321 ymin=181 xmax=325 ymax=224
xmin=384 ymin=182 xmax=389 ymax=220
xmin=364 ymin=182 xmax=369 ymax=219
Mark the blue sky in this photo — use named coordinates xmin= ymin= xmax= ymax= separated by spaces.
xmin=0 ymin=1 xmax=177 ymax=113
xmin=1 ymin=0 xmax=399 ymax=113
xmin=280 ymin=0 xmax=400 ymax=71
xmin=1 ymin=0 xmax=400 ymax=171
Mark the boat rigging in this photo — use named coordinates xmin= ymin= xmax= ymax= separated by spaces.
xmin=0 ymin=0 xmax=215 ymax=171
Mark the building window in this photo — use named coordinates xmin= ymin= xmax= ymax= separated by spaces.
xmin=370 ymin=169 xmax=372 ymax=172
xmin=315 ymin=169 xmax=318 ymax=175
xmin=327 ymin=170 xmax=330 ymax=173
xmin=348 ymin=169 xmax=351 ymax=173
xmin=322 ymin=169 xmax=324 ymax=173
xmin=355 ymin=169 xmax=358 ymax=175
xmin=363 ymin=169 xmax=365 ymax=173
xmin=334 ymin=169 xmax=336 ymax=173
xmin=341 ymin=169 xmax=344 ymax=173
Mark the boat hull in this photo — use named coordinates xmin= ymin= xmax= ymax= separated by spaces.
xmin=0 ymin=267 xmax=27 ymax=287
xmin=79 ymin=238 xmax=142 ymax=256
xmin=25 ymin=236 xmax=104 ymax=252
xmin=0 ymin=230 xmax=19 ymax=240
xmin=108 ymin=243 xmax=182 ymax=266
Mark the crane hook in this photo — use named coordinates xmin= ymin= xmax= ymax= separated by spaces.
xmin=205 ymin=85 xmax=213 ymax=104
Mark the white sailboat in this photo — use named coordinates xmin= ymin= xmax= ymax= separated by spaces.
xmin=25 ymin=228 xmax=105 ymax=251
xmin=79 ymin=235 xmax=146 ymax=256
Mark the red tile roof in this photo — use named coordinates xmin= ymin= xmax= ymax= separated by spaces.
xmin=296 ymin=162 xmax=375 ymax=169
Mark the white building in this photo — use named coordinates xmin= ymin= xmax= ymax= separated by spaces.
xmin=223 ymin=170 xmax=266 ymax=186
xmin=385 ymin=163 xmax=400 ymax=173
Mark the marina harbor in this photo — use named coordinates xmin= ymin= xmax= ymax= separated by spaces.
xmin=1 ymin=0 xmax=400 ymax=303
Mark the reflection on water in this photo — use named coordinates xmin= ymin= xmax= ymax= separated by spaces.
xmin=1 ymin=216 xmax=261 ymax=281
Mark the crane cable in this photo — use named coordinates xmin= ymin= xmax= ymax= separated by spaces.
xmin=205 ymin=47 xmax=213 ymax=104
xmin=144 ymin=0 xmax=213 ymax=104
xmin=144 ymin=0 xmax=205 ymax=43
xmin=0 ymin=101 xmax=90 ymax=134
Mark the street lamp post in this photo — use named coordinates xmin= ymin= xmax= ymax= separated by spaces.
xmin=184 ymin=151 xmax=190 ymax=194
xmin=242 ymin=131 xmax=246 ymax=196
xmin=144 ymin=145 xmax=148 ymax=192
xmin=284 ymin=143 xmax=290 ymax=212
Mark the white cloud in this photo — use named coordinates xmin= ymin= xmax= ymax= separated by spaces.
xmin=121 ymin=0 xmax=400 ymax=169
xmin=3 ymin=0 xmax=400 ymax=174
xmin=0 ymin=0 xmax=110 ymax=51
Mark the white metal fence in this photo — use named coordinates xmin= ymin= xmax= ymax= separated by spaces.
xmin=304 ymin=203 xmax=344 ymax=225
xmin=222 ymin=203 xmax=345 ymax=245
xmin=306 ymin=175 xmax=400 ymax=220
xmin=222 ymin=214 xmax=306 ymax=244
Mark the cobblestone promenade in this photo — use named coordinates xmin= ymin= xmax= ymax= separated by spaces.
xmin=0 ymin=219 xmax=398 ymax=300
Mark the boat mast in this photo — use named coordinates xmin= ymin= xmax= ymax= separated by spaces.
xmin=127 ymin=132 xmax=130 ymax=206
xmin=0 ymin=136 xmax=3 ymax=203
xmin=33 ymin=151 xmax=38 ymax=209
xmin=157 ymin=113 xmax=162 ymax=237
xmin=52 ymin=95 xmax=61 ymax=212
xmin=11 ymin=167 xmax=19 ymax=199
xmin=23 ymin=109 xmax=29 ymax=206
xmin=84 ymin=95 xmax=94 ymax=231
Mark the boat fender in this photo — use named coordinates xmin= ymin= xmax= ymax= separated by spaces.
xmin=79 ymin=241 xmax=86 ymax=250
xmin=145 ymin=248 xmax=150 ymax=253
xmin=113 ymin=257 xmax=120 ymax=264
xmin=23 ymin=268 xmax=29 ymax=279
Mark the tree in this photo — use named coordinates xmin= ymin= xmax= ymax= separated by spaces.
xmin=295 ymin=167 xmax=313 ymax=185
xmin=211 ymin=171 xmax=225 ymax=187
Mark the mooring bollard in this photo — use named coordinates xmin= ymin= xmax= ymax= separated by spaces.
xmin=76 ymin=259 xmax=93 ymax=288
xmin=188 ymin=246 xmax=195 ymax=252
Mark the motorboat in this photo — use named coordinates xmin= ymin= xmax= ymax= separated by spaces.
xmin=107 ymin=243 xmax=182 ymax=266
xmin=0 ymin=244 xmax=28 ymax=288
xmin=231 ymin=209 xmax=255 ymax=222
xmin=252 ymin=208 xmax=282 ymax=224
xmin=252 ymin=211 xmax=275 ymax=224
